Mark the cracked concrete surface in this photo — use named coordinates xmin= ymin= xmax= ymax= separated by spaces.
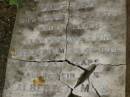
xmin=3 ymin=0 xmax=126 ymax=97
xmin=66 ymin=0 xmax=126 ymax=65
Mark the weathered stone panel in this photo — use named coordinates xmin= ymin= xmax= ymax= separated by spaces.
xmin=3 ymin=0 xmax=126 ymax=97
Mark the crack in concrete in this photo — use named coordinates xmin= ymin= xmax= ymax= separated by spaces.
xmin=91 ymin=81 xmax=101 ymax=97
xmin=9 ymin=57 xmax=125 ymax=67
xmin=8 ymin=57 xmax=125 ymax=97
xmin=64 ymin=82 xmax=81 ymax=97
xmin=59 ymin=77 xmax=81 ymax=97
xmin=65 ymin=85 xmax=81 ymax=97
xmin=57 ymin=69 xmax=81 ymax=97
xmin=74 ymin=64 xmax=96 ymax=88
xmin=9 ymin=58 xmax=65 ymax=63
xmin=65 ymin=59 xmax=87 ymax=71
xmin=65 ymin=0 xmax=71 ymax=60
xmin=9 ymin=58 xmax=88 ymax=71
xmin=8 ymin=57 xmax=126 ymax=66
xmin=9 ymin=57 xmax=97 ymax=91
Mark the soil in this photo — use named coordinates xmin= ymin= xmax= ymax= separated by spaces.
xmin=0 ymin=1 xmax=16 ymax=96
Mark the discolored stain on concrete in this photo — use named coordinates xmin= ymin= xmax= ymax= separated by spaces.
xmin=33 ymin=76 xmax=45 ymax=86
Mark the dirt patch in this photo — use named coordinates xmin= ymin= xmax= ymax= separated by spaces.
xmin=0 ymin=1 xmax=16 ymax=97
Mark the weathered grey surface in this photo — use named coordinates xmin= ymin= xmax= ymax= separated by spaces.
xmin=3 ymin=59 xmax=70 ymax=97
xmin=3 ymin=59 xmax=126 ymax=97
xmin=3 ymin=0 xmax=126 ymax=97
xmin=66 ymin=0 xmax=126 ymax=65
xmin=9 ymin=0 xmax=69 ymax=61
